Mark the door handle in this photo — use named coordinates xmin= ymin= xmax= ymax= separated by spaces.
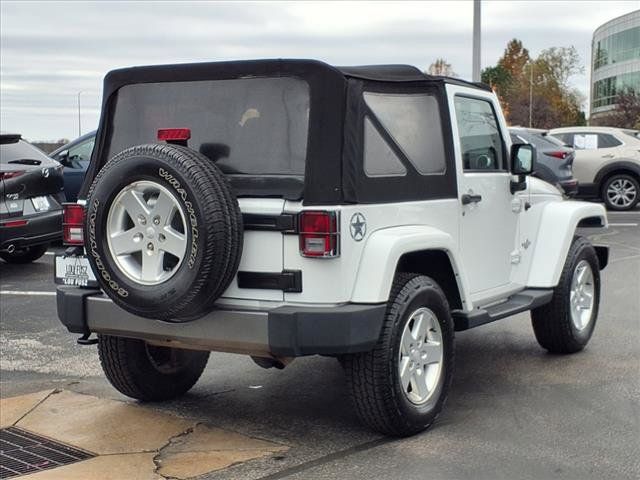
xmin=461 ymin=193 xmax=482 ymax=205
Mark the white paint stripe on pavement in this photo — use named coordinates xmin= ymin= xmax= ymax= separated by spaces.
xmin=0 ymin=291 xmax=56 ymax=296
xmin=44 ymin=251 xmax=55 ymax=255
xmin=608 ymin=223 xmax=638 ymax=227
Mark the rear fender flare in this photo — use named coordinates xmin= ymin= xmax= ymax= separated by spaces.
xmin=350 ymin=225 xmax=471 ymax=308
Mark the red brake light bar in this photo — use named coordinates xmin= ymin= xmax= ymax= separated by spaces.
xmin=298 ymin=211 xmax=339 ymax=258
xmin=63 ymin=203 xmax=85 ymax=245
xmin=157 ymin=128 xmax=191 ymax=142
xmin=545 ymin=151 xmax=567 ymax=160
xmin=0 ymin=171 xmax=25 ymax=180
xmin=1 ymin=219 xmax=28 ymax=228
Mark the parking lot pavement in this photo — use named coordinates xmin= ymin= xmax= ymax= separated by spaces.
xmin=1 ymin=209 xmax=639 ymax=480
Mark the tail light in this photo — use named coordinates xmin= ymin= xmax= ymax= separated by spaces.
xmin=298 ymin=211 xmax=339 ymax=258
xmin=0 ymin=171 xmax=24 ymax=180
xmin=545 ymin=151 xmax=568 ymax=160
xmin=157 ymin=128 xmax=191 ymax=145
xmin=63 ymin=203 xmax=85 ymax=245
xmin=0 ymin=219 xmax=27 ymax=228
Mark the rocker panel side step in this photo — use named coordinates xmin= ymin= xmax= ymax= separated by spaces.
xmin=452 ymin=288 xmax=554 ymax=331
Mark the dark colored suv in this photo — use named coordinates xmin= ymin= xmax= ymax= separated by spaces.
xmin=0 ymin=134 xmax=64 ymax=263
xmin=509 ymin=127 xmax=578 ymax=196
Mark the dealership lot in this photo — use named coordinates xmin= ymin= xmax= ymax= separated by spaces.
xmin=1 ymin=208 xmax=639 ymax=480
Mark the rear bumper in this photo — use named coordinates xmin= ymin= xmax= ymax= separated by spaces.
xmin=0 ymin=210 xmax=62 ymax=250
xmin=56 ymin=286 xmax=386 ymax=357
xmin=559 ymin=179 xmax=579 ymax=197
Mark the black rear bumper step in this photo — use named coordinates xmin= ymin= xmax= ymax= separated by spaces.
xmin=452 ymin=288 xmax=553 ymax=331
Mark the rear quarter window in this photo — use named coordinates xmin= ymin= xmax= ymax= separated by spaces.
xmin=363 ymin=92 xmax=446 ymax=176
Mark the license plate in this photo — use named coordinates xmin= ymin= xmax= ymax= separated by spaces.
xmin=31 ymin=196 xmax=50 ymax=212
xmin=55 ymin=255 xmax=98 ymax=288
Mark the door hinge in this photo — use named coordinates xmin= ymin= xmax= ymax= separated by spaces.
xmin=511 ymin=198 xmax=523 ymax=213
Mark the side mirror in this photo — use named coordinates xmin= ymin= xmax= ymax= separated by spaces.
xmin=56 ymin=149 xmax=71 ymax=166
xmin=511 ymin=143 xmax=535 ymax=175
xmin=510 ymin=143 xmax=535 ymax=194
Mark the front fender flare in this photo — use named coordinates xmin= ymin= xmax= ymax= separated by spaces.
xmin=350 ymin=225 xmax=470 ymax=306
xmin=527 ymin=201 xmax=607 ymax=287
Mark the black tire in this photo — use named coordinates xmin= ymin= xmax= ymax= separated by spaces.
xmin=0 ymin=244 xmax=48 ymax=264
xmin=97 ymin=334 xmax=209 ymax=401
xmin=601 ymin=173 xmax=639 ymax=211
xmin=342 ymin=273 xmax=455 ymax=437
xmin=84 ymin=144 xmax=243 ymax=321
xmin=531 ymin=237 xmax=600 ymax=354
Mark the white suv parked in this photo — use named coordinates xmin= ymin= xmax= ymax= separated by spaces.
xmin=550 ymin=126 xmax=640 ymax=210
xmin=55 ymin=60 xmax=609 ymax=437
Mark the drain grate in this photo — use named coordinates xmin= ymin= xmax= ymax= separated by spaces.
xmin=0 ymin=427 xmax=94 ymax=478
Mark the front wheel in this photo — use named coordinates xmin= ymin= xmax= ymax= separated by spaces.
xmin=342 ymin=273 xmax=455 ymax=437
xmin=97 ymin=335 xmax=209 ymax=401
xmin=602 ymin=174 xmax=639 ymax=211
xmin=531 ymin=237 xmax=600 ymax=353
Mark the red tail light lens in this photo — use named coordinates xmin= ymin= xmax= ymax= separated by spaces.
xmin=157 ymin=128 xmax=191 ymax=141
xmin=0 ymin=219 xmax=27 ymax=228
xmin=0 ymin=171 xmax=24 ymax=180
xmin=63 ymin=203 xmax=85 ymax=245
xmin=298 ymin=211 xmax=339 ymax=258
xmin=545 ymin=151 xmax=567 ymax=160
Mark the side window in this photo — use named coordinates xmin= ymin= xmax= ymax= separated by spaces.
xmin=573 ymin=133 xmax=599 ymax=150
xmin=67 ymin=137 xmax=95 ymax=167
xmin=597 ymin=133 xmax=622 ymax=148
xmin=453 ymin=96 xmax=505 ymax=171
xmin=363 ymin=92 xmax=446 ymax=176
xmin=363 ymin=118 xmax=407 ymax=177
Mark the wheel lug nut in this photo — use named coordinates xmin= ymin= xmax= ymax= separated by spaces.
xmin=138 ymin=215 xmax=147 ymax=225
xmin=153 ymin=216 xmax=160 ymax=225
xmin=158 ymin=233 xmax=165 ymax=242
xmin=147 ymin=243 xmax=154 ymax=251
xmin=133 ymin=233 xmax=143 ymax=242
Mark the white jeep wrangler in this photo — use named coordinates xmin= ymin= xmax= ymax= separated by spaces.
xmin=55 ymin=60 xmax=608 ymax=437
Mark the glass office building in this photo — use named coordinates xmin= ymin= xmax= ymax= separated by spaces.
xmin=590 ymin=10 xmax=640 ymax=123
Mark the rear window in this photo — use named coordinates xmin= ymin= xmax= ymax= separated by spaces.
xmin=512 ymin=130 xmax=566 ymax=149
xmin=1 ymin=140 xmax=51 ymax=165
xmin=107 ymin=77 xmax=310 ymax=176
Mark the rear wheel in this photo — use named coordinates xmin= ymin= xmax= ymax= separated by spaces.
xmin=531 ymin=237 xmax=600 ymax=353
xmin=0 ymin=244 xmax=48 ymax=264
xmin=97 ymin=334 xmax=209 ymax=401
xmin=602 ymin=173 xmax=639 ymax=211
xmin=342 ymin=273 xmax=454 ymax=437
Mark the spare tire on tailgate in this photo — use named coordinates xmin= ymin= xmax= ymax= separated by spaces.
xmin=85 ymin=144 xmax=243 ymax=322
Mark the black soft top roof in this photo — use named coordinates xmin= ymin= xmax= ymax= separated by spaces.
xmin=83 ymin=59 xmax=488 ymax=203
xmin=102 ymin=59 xmax=491 ymax=95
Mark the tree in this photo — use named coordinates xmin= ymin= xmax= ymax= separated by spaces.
xmin=427 ymin=58 xmax=456 ymax=77
xmin=497 ymin=39 xmax=530 ymax=80
xmin=604 ymin=87 xmax=640 ymax=129
xmin=482 ymin=39 xmax=586 ymax=128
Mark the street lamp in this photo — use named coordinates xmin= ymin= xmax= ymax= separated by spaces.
xmin=77 ymin=91 xmax=84 ymax=137
xmin=472 ymin=0 xmax=481 ymax=82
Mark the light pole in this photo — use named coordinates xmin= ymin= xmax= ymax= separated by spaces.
xmin=528 ymin=63 xmax=533 ymax=128
xmin=472 ymin=0 xmax=481 ymax=82
xmin=77 ymin=91 xmax=84 ymax=137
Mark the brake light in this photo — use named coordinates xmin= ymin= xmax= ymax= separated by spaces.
xmin=545 ymin=151 xmax=567 ymax=160
xmin=298 ymin=211 xmax=339 ymax=258
xmin=0 ymin=171 xmax=24 ymax=180
xmin=157 ymin=128 xmax=191 ymax=142
xmin=63 ymin=203 xmax=85 ymax=245
xmin=0 ymin=219 xmax=27 ymax=228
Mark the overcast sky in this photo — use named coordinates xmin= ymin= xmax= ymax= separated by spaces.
xmin=1 ymin=1 xmax=638 ymax=141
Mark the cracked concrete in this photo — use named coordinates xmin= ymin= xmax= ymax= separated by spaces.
xmin=1 ymin=390 xmax=288 ymax=479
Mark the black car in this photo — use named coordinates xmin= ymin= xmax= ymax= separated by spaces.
xmin=50 ymin=130 xmax=96 ymax=202
xmin=509 ymin=127 xmax=578 ymax=196
xmin=0 ymin=133 xmax=64 ymax=263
